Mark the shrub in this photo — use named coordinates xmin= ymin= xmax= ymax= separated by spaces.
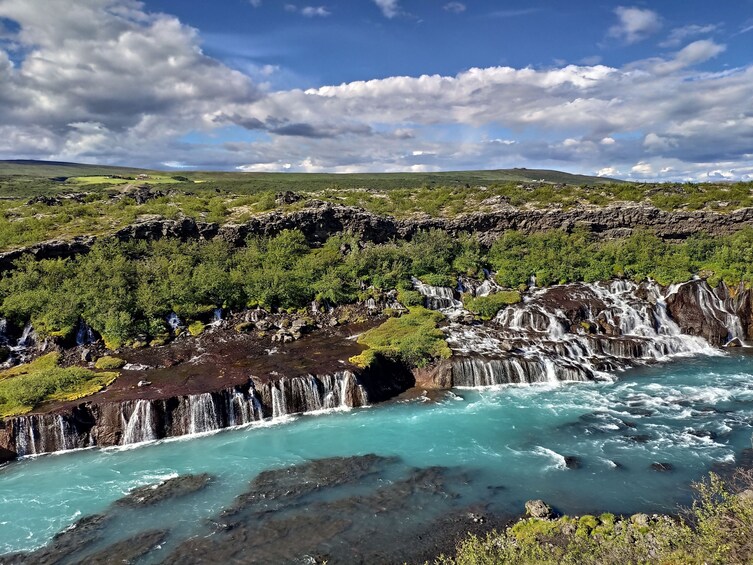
xmin=438 ymin=470 xmax=753 ymax=565
xmin=355 ymin=307 xmax=451 ymax=368
xmin=188 ymin=321 xmax=205 ymax=336
xmin=463 ymin=291 xmax=522 ymax=320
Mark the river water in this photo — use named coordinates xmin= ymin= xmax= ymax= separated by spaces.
xmin=1 ymin=350 xmax=752 ymax=562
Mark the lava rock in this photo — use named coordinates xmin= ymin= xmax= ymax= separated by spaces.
xmin=525 ymin=499 xmax=553 ymax=519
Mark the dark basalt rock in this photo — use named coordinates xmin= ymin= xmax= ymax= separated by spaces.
xmin=5 ymin=203 xmax=753 ymax=274
xmin=650 ymin=462 xmax=675 ymax=472
xmin=0 ymin=514 xmax=111 ymax=565
xmin=665 ymin=280 xmax=731 ymax=346
xmin=564 ymin=456 xmax=582 ymax=469
xmin=75 ymin=530 xmax=168 ymax=565
xmin=116 ymin=473 xmax=212 ymax=507
xmin=166 ymin=460 xmax=474 ymax=565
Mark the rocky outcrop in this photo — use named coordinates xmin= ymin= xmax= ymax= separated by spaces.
xmin=666 ymin=280 xmax=745 ymax=346
xmin=4 ymin=202 xmax=753 ymax=273
xmin=0 ymin=362 xmax=414 ymax=464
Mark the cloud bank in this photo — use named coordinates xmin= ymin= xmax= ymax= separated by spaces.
xmin=0 ymin=0 xmax=751 ymax=181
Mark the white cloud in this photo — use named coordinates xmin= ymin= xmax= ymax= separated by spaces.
xmin=597 ymin=167 xmax=620 ymax=177
xmin=0 ymin=0 xmax=258 ymax=163
xmin=609 ymin=6 xmax=662 ymax=44
xmin=652 ymin=39 xmax=726 ymax=74
xmin=660 ymin=23 xmax=719 ymax=48
xmin=286 ymin=5 xmax=331 ymax=17
xmin=443 ymin=2 xmax=466 ymax=14
xmin=249 ymin=0 xmax=262 ymax=7
xmin=300 ymin=6 xmax=330 ymax=17
xmin=373 ymin=0 xmax=400 ymax=19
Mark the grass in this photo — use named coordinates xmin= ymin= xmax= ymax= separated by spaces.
xmin=93 ymin=356 xmax=126 ymax=370
xmin=350 ymin=307 xmax=451 ymax=368
xmin=0 ymin=353 xmax=118 ymax=417
xmin=67 ymin=175 xmax=188 ymax=186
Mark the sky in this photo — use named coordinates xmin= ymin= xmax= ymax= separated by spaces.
xmin=0 ymin=1 xmax=752 ymax=181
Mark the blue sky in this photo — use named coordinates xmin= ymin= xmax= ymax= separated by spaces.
xmin=0 ymin=0 xmax=752 ymax=180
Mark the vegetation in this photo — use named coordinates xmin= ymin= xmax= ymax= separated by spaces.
xmin=489 ymin=228 xmax=753 ymax=287
xmin=2 ymin=226 xmax=753 ymax=351
xmin=0 ymin=353 xmax=118 ymax=416
xmin=350 ymin=307 xmax=452 ymax=368
xmin=463 ymin=291 xmax=522 ymax=320
xmin=440 ymin=470 xmax=753 ymax=565
xmin=0 ymin=229 xmax=480 ymax=348
xmin=0 ymin=160 xmax=750 ymax=253
xmin=93 ymin=356 xmax=126 ymax=370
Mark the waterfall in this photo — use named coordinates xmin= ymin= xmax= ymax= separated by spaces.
xmin=167 ymin=313 xmax=183 ymax=331
xmin=412 ymin=277 xmax=463 ymax=310
xmin=17 ymin=323 xmax=35 ymax=348
xmin=271 ymin=381 xmax=288 ymax=419
xmin=75 ymin=320 xmax=96 ymax=346
xmin=187 ymin=393 xmax=220 ymax=434
xmin=121 ymin=400 xmax=157 ymax=445
xmin=446 ymin=279 xmax=743 ymax=388
xmin=227 ymin=390 xmax=262 ymax=427
xmin=14 ymin=417 xmax=37 ymax=456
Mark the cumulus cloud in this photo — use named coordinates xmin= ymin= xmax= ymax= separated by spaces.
xmin=609 ymin=6 xmax=662 ymax=44
xmin=443 ymin=2 xmax=466 ymax=14
xmin=373 ymin=0 xmax=400 ymax=19
xmin=0 ymin=0 xmax=258 ymax=164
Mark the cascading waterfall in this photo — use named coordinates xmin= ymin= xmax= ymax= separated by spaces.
xmin=3 ymin=373 xmax=372 ymax=460
xmin=443 ymin=279 xmax=743 ymax=388
xmin=227 ymin=390 xmax=263 ymax=427
xmin=412 ymin=277 xmax=463 ymax=310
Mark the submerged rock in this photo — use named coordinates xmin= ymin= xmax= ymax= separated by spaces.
xmin=650 ymin=462 xmax=675 ymax=473
xmin=116 ymin=474 xmax=212 ymax=507
xmin=80 ymin=529 xmax=168 ymax=565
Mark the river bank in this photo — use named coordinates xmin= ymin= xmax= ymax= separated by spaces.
xmin=1 ymin=274 xmax=751 ymax=464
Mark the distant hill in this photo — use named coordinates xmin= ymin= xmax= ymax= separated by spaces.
xmin=0 ymin=160 xmax=623 ymax=186
xmin=0 ymin=160 xmax=152 ymax=178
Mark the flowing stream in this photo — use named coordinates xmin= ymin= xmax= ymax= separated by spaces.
xmin=1 ymin=351 xmax=753 ymax=561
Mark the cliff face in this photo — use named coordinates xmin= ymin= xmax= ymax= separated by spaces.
xmin=0 ymin=360 xmax=415 ymax=464
xmin=3 ymin=202 xmax=753 ymax=272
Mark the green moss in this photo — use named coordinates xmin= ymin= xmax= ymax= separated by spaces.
xmin=0 ymin=353 xmax=119 ymax=417
xmin=94 ymin=355 xmax=126 ymax=370
xmin=349 ymin=348 xmax=380 ymax=369
xmin=188 ymin=321 xmax=205 ymax=336
xmin=355 ymin=307 xmax=451 ymax=368
xmin=462 ymin=291 xmax=522 ymax=320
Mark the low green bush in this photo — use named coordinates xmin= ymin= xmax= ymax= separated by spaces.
xmin=438 ymin=470 xmax=753 ymax=565
xmin=93 ymin=355 xmax=126 ymax=370
xmin=351 ymin=307 xmax=451 ymax=368
xmin=0 ymin=353 xmax=118 ymax=416
xmin=463 ymin=291 xmax=522 ymax=320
